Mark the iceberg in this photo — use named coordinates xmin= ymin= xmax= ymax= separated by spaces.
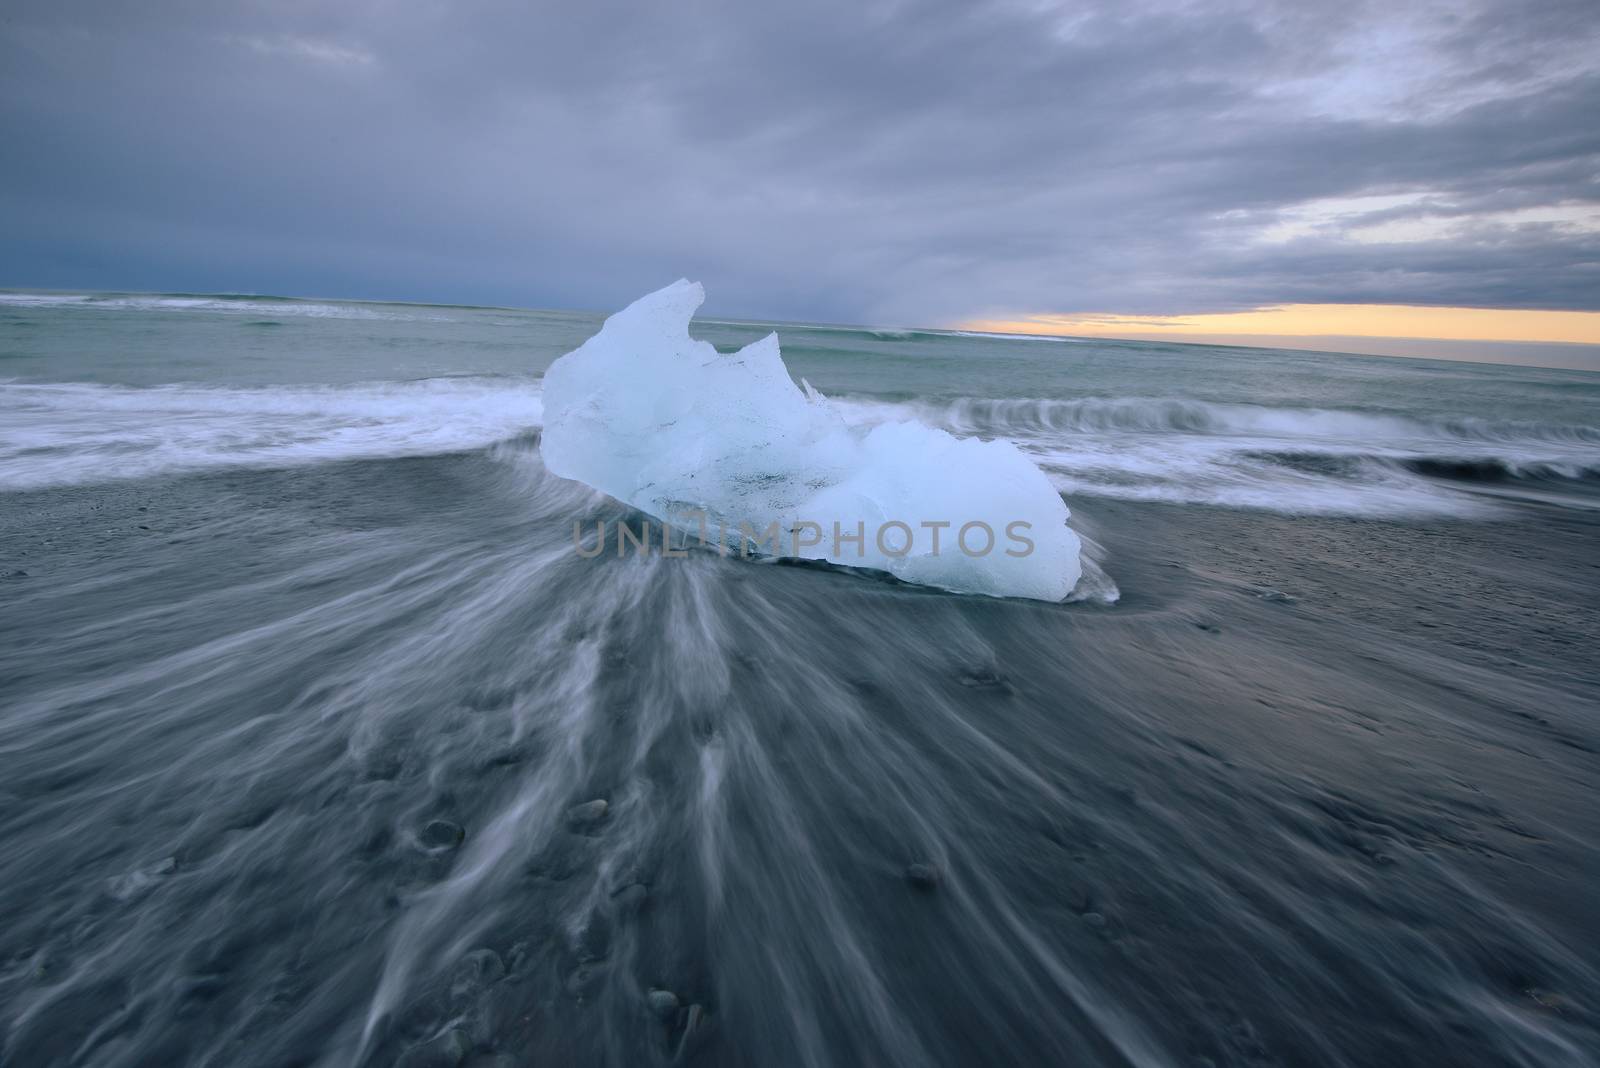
xmin=539 ymin=280 xmax=1082 ymax=601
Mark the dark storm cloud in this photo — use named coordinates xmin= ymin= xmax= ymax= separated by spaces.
xmin=2 ymin=0 xmax=1597 ymax=324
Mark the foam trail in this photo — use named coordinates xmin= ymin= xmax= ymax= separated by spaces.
xmin=540 ymin=281 xmax=1083 ymax=600
xmin=0 ymin=378 xmax=542 ymax=490
xmin=827 ymin=394 xmax=1600 ymax=517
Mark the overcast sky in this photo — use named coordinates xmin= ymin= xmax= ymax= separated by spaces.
xmin=3 ymin=0 xmax=1597 ymax=327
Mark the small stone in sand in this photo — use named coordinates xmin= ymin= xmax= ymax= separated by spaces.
xmin=647 ymin=988 xmax=680 ymax=1018
xmin=566 ymin=799 xmax=609 ymax=830
xmin=420 ymin=819 xmax=465 ymax=850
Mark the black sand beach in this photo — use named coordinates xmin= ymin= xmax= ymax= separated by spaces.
xmin=4 ymin=444 xmax=1596 ymax=1066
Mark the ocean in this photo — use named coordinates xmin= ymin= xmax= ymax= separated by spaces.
xmin=2 ymin=290 xmax=1597 ymax=1067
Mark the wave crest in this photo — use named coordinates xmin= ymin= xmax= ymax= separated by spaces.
xmin=0 ymin=378 xmax=543 ymax=490
xmin=937 ymin=396 xmax=1600 ymax=446
xmin=827 ymin=394 xmax=1600 ymax=516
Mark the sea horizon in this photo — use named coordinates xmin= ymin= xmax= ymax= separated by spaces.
xmin=6 ymin=285 xmax=1599 ymax=374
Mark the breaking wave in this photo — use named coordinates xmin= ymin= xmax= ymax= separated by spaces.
xmin=7 ymin=367 xmax=1596 ymax=521
xmin=0 ymin=378 xmax=543 ymax=490
xmin=932 ymin=396 xmax=1600 ymax=445
xmin=827 ymin=395 xmax=1600 ymax=516
xmin=946 ymin=330 xmax=1088 ymax=343
xmin=0 ymin=292 xmax=459 ymax=323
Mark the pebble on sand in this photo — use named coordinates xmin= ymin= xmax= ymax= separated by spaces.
xmin=647 ymin=988 xmax=680 ymax=1018
xmin=566 ymin=799 xmax=609 ymax=830
xmin=1065 ymin=883 xmax=1096 ymax=913
xmin=957 ymin=667 xmax=1010 ymax=690
xmin=420 ymin=819 xmax=465 ymax=850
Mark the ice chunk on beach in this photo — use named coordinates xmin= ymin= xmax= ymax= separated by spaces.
xmin=540 ymin=280 xmax=1082 ymax=600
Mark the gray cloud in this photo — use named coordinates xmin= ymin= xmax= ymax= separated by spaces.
xmin=2 ymin=0 xmax=1597 ymax=325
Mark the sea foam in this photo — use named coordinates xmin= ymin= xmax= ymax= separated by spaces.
xmin=0 ymin=378 xmax=539 ymax=490
xmin=539 ymin=280 xmax=1083 ymax=600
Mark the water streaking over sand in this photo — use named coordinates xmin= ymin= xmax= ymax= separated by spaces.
xmin=2 ymin=291 xmax=1598 ymax=1067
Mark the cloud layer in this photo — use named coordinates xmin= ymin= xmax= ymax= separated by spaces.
xmin=3 ymin=0 xmax=1597 ymax=325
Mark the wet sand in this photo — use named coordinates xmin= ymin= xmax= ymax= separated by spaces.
xmin=2 ymin=454 xmax=1597 ymax=1066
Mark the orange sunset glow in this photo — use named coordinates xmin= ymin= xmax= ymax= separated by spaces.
xmin=959 ymin=303 xmax=1600 ymax=347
